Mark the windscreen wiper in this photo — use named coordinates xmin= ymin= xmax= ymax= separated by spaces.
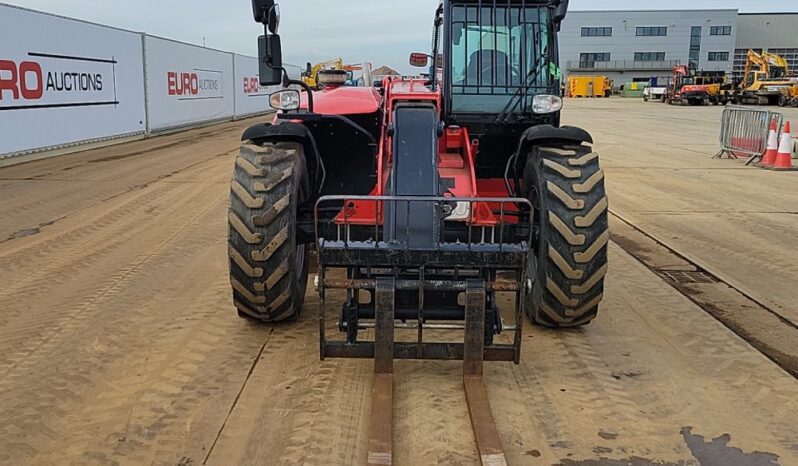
xmin=495 ymin=26 xmax=549 ymax=124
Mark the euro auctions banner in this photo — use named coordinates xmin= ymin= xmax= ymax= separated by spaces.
xmin=144 ymin=36 xmax=234 ymax=131
xmin=0 ymin=5 xmax=146 ymax=156
xmin=233 ymin=54 xmax=279 ymax=118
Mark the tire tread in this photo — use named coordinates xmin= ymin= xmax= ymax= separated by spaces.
xmin=228 ymin=141 xmax=307 ymax=322
xmin=526 ymin=143 xmax=609 ymax=327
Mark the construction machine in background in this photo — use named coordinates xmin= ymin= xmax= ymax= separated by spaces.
xmin=302 ymin=59 xmax=374 ymax=88
xmin=778 ymin=84 xmax=798 ymax=108
xmin=668 ymin=65 xmax=729 ymax=106
xmin=236 ymin=0 xmax=608 ymax=463
xmin=301 ymin=58 xmax=345 ymax=89
xmin=736 ymin=50 xmax=797 ymax=105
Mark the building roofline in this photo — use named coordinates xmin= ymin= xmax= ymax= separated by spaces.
xmin=738 ymin=12 xmax=798 ymax=16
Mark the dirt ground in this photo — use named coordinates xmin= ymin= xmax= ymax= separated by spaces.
xmin=565 ymin=99 xmax=798 ymax=326
xmin=1 ymin=102 xmax=798 ymax=466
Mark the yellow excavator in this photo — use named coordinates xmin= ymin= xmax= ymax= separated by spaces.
xmin=301 ymin=59 xmax=374 ymax=89
xmin=735 ymin=50 xmax=798 ymax=105
xmin=302 ymin=58 xmax=345 ymax=89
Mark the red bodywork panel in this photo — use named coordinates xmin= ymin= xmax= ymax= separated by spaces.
xmin=680 ymin=84 xmax=710 ymax=94
xmin=300 ymin=85 xmax=382 ymax=115
xmin=299 ymin=78 xmax=512 ymax=227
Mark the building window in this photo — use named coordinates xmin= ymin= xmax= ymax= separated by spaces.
xmin=690 ymin=26 xmax=702 ymax=69
xmin=579 ymin=52 xmax=611 ymax=67
xmin=581 ymin=27 xmax=612 ymax=37
xmin=708 ymin=52 xmax=730 ymax=61
xmin=636 ymin=26 xmax=667 ymax=37
xmin=634 ymin=52 xmax=666 ymax=62
xmin=710 ymin=26 xmax=732 ymax=35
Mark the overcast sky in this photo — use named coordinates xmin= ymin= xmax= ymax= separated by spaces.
xmin=4 ymin=0 xmax=796 ymax=73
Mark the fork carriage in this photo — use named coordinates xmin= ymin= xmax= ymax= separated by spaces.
xmin=315 ymin=195 xmax=532 ymax=465
xmin=316 ymin=195 xmax=532 ymax=363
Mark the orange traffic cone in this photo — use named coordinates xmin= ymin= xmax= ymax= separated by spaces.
xmin=761 ymin=118 xmax=779 ymax=167
xmin=773 ymin=121 xmax=794 ymax=170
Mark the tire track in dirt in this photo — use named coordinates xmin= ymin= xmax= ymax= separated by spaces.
xmin=394 ymin=360 xmax=478 ymax=465
xmin=513 ymin=244 xmax=798 ymax=464
xmin=0 ymin=192 xmax=230 ymax=463
xmin=0 ymin=151 xmax=236 ymax=333
xmin=489 ymin=353 xmax=569 ymax=459
xmin=0 ymin=122 xmax=267 ymax=466
xmin=204 ymin=289 xmax=371 ymax=466
xmin=34 ymin=281 xmax=270 ymax=466
xmin=0 ymin=124 xmax=241 ymax=181
xmin=0 ymin=179 xmax=227 ymax=369
xmin=0 ymin=147 xmax=235 ymax=244
xmin=203 ymin=244 xmax=798 ymax=466
xmin=0 ymin=151 xmax=274 ymax=465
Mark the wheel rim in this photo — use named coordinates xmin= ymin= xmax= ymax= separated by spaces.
xmin=295 ymin=243 xmax=307 ymax=282
xmin=294 ymin=159 xmax=310 ymax=291
xmin=529 ymin=184 xmax=542 ymax=246
xmin=525 ymin=163 xmax=544 ymax=315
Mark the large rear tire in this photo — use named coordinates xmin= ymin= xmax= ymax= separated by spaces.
xmin=228 ymin=141 xmax=310 ymax=322
xmin=523 ymin=142 xmax=609 ymax=327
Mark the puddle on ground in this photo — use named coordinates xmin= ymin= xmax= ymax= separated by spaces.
xmin=554 ymin=457 xmax=690 ymax=466
xmin=11 ymin=228 xmax=40 ymax=238
xmin=554 ymin=427 xmax=782 ymax=466
xmin=681 ymin=427 xmax=781 ymax=466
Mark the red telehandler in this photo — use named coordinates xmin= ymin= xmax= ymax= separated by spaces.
xmin=230 ymin=1 xmax=609 ymax=463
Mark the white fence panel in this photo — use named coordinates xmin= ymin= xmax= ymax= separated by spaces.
xmin=233 ymin=54 xmax=278 ymax=118
xmin=0 ymin=4 xmax=146 ymax=157
xmin=144 ymin=36 xmax=234 ymax=131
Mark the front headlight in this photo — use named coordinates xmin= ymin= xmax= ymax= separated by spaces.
xmin=532 ymin=94 xmax=563 ymax=114
xmin=269 ymin=89 xmax=300 ymax=111
xmin=446 ymin=201 xmax=471 ymax=221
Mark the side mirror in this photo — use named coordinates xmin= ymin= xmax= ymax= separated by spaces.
xmin=267 ymin=4 xmax=280 ymax=34
xmin=410 ymin=53 xmax=429 ymax=68
xmin=251 ymin=0 xmax=275 ymax=24
xmin=258 ymin=34 xmax=283 ymax=86
xmin=553 ymin=0 xmax=569 ymax=24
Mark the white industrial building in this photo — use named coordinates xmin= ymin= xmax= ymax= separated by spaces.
xmin=560 ymin=9 xmax=798 ymax=86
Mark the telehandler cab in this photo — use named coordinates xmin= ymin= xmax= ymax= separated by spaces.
xmin=230 ymin=1 xmax=609 ymax=463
